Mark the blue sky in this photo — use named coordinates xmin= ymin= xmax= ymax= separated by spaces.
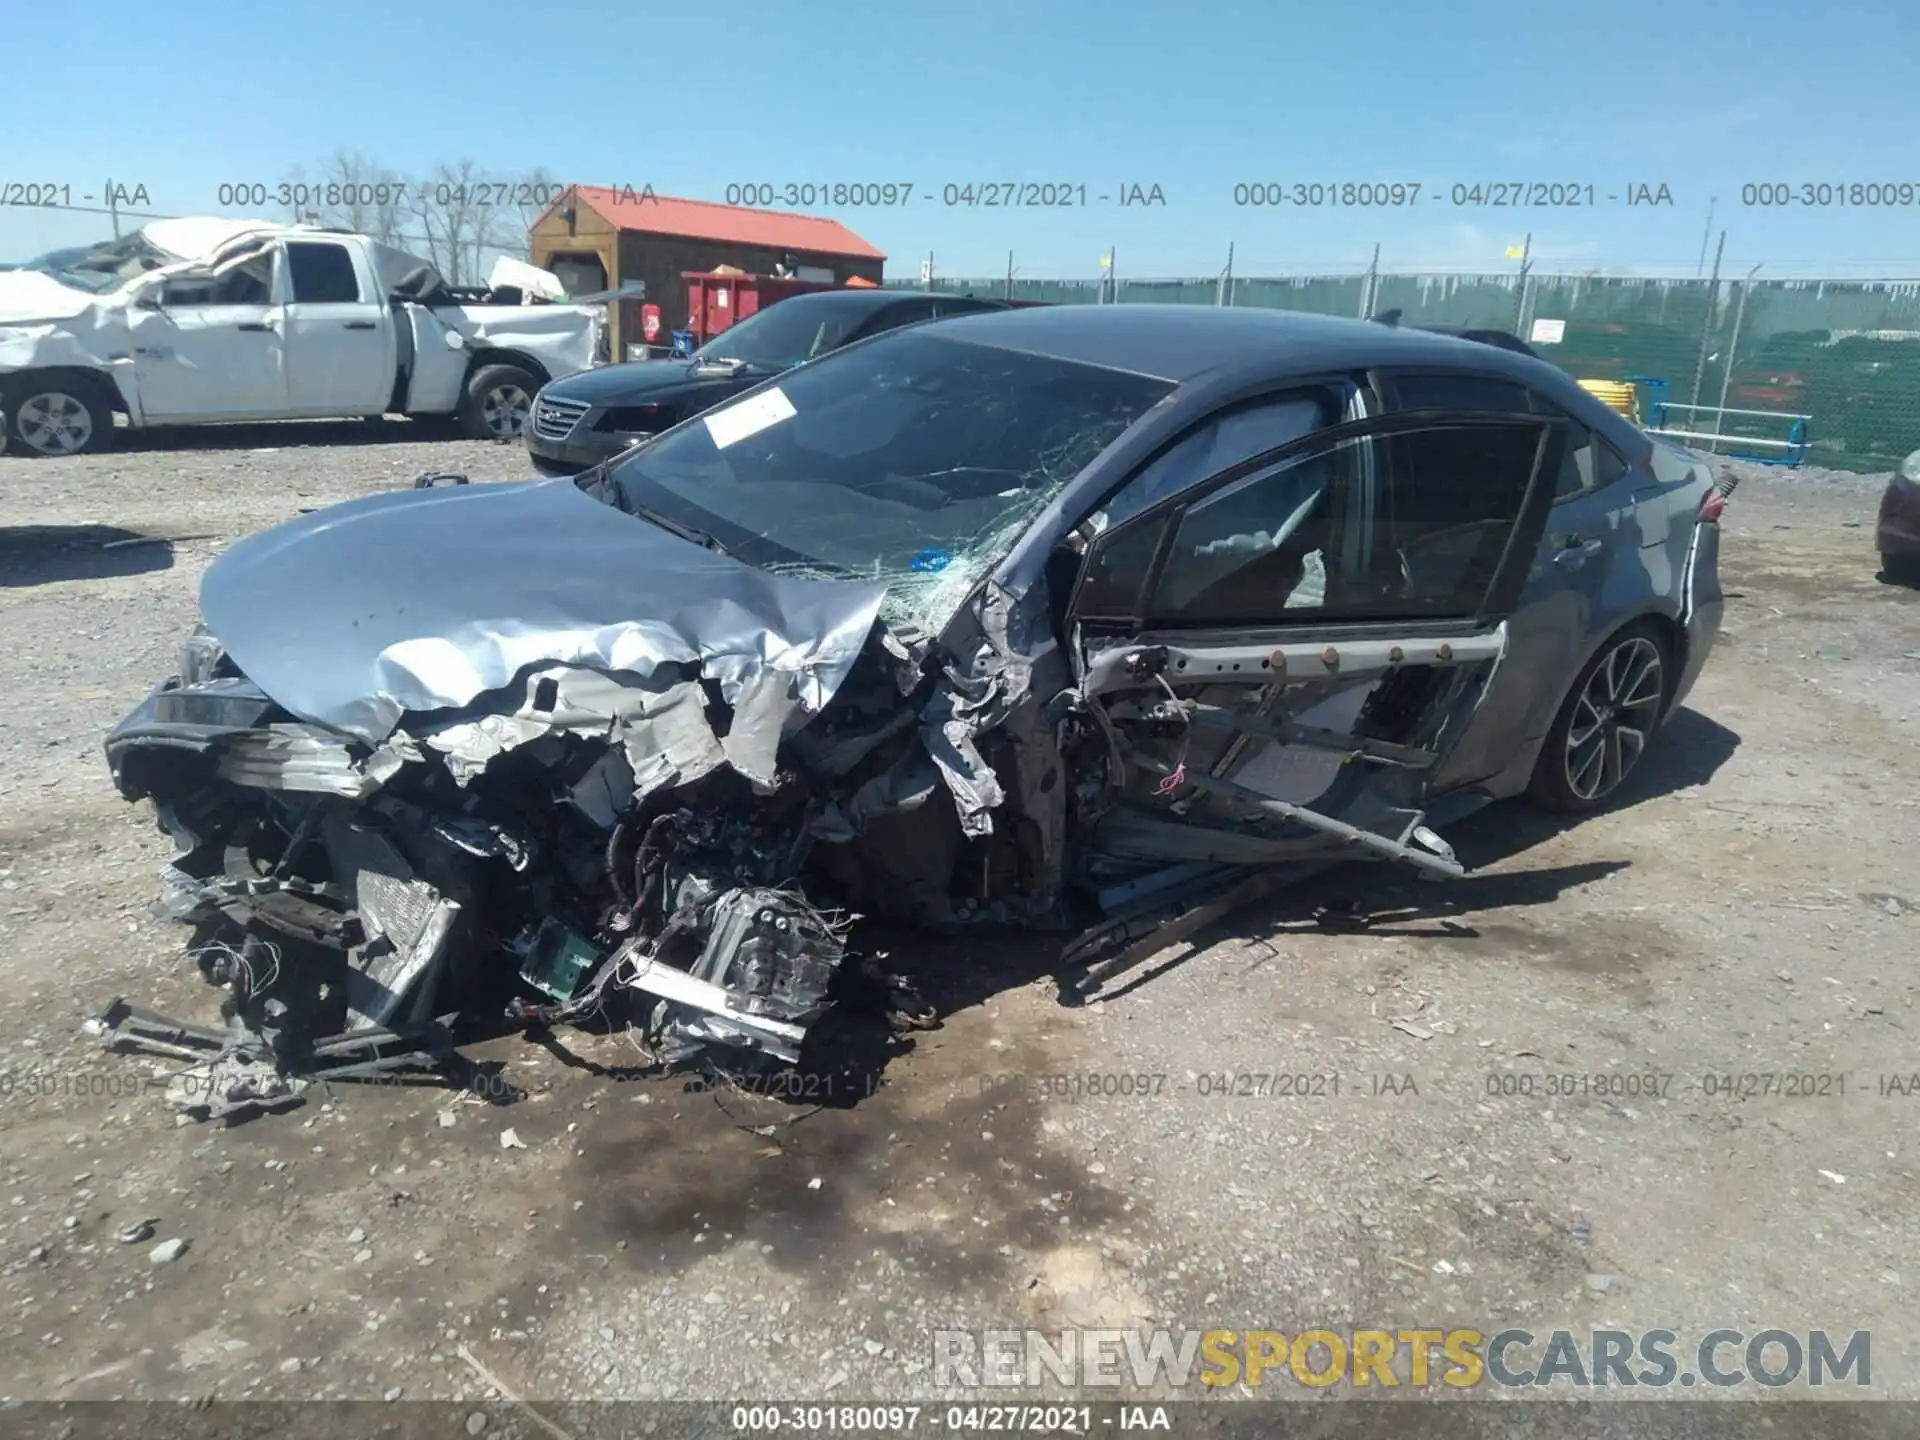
xmin=4 ymin=0 xmax=1916 ymax=280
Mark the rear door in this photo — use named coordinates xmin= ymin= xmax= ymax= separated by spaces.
xmin=1066 ymin=405 xmax=1558 ymax=871
xmin=1373 ymin=370 xmax=1629 ymax=791
xmin=281 ymin=239 xmax=394 ymax=416
xmin=1448 ymin=419 xmax=1632 ymax=773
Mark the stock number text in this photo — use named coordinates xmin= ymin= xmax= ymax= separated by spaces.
xmin=1234 ymin=182 xmax=1423 ymax=207
xmin=1742 ymin=182 xmax=1920 ymax=207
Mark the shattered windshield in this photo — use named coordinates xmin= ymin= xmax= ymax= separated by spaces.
xmin=20 ymin=233 xmax=170 ymax=293
xmin=601 ymin=329 xmax=1172 ymax=630
xmin=692 ymin=294 xmax=875 ymax=370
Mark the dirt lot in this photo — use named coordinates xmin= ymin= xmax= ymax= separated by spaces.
xmin=0 ymin=425 xmax=1914 ymax=1411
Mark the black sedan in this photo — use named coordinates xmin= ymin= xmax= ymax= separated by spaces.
xmin=525 ymin=288 xmax=1009 ymax=475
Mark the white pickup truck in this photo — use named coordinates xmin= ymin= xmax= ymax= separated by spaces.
xmin=0 ymin=218 xmax=605 ymax=456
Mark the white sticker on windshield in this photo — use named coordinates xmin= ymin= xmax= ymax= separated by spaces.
xmin=703 ymin=385 xmax=796 ymax=450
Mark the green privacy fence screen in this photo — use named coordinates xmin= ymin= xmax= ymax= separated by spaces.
xmin=893 ymin=272 xmax=1920 ymax=470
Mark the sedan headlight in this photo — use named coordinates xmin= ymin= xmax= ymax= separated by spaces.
xmin=178 ymin=623 xmax=228 ymax=686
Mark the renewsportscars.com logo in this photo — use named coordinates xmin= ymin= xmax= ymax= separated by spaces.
xmin=933 ymin=1327 xmax=1873 ymax=1390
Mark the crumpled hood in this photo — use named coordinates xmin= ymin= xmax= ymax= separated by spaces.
xmin=0 ymin=219 xmax=280 ymax=325
xmin=200 ymin=478 xmax=889 ymax=746
xmin=0 ymin=269 xmax=97 ymax=324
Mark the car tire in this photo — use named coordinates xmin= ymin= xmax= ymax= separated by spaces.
xmin=2 ymin=378 xmax=113 ymax=457
xmin=1882 ymin=551 xmax=1920 ymax=586
xmin=1525 ymin=620 xmax=1675 ymax=814
xmin=456 ymin=364 xmax=539 ymax=441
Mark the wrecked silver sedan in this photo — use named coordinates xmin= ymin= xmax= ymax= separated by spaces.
xmin=101 ymin=306 xmax=1732 ymax=1113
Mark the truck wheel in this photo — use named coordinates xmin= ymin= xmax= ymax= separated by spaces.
xmin=457 ymin=364 xmax=539 ymax=441
xmin=4 ymin=380 xmax=113 ymax=457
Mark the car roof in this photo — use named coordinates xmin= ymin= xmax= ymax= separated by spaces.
xmin=764 ymin=289 xmax=915 ymax=313
xmin=767 ymin=288 xmax=1000 ymax=315
xmin=1417 ymin=325 xmax=1542 ymax=358
xmin=921 ymin=303 xmax=1562 ymax=385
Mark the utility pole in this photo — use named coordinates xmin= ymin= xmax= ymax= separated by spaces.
xmin=1359 ymin=242 xmax=1380 ymax=317
xmin=1005 ymin=250 xmax=1014 ymax=301
xmin=107 ymin=178 xmax=121 ymax=239
xmin=1711 ymin=261 xmax=1765 ymax=453
xmin=1511 ymin=232 xmax=1533 ymax=334
xmin=1696 ymin=197 xmax=1717 ymax=277
xmin=1689 ymin=230 xmax=1726 ymax=410
xmin=1217 ymin=242 xmax=1235 ymax=306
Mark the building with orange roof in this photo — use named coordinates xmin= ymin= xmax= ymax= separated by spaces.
xmin=530 ymin=185 xmax=886 ymax=359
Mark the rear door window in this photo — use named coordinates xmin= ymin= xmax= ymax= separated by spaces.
xmin=1079 ymin=416 xmax=1549 ymax=627
xmin=929 ymin=297 xmax=992 ymax=318
xmin=1553 ymin=424 xmax=1631 ymax=501
xmin=1388 ymin=373 xmax=1533 ymax=414
xmin=285 ymin=241 xmax=363 ymax=304
xmin=865 ymin=299 xmax=940 ymax=333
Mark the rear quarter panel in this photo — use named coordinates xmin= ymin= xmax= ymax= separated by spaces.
xmin=1466 ymin=440 xmax=1711 ymax=802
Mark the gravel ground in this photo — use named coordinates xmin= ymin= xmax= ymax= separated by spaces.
xmin=0 ymin=432 xmax=1914 ymax=1414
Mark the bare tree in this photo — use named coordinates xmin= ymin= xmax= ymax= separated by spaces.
xmin=409 ymin=158 xmax=516 ymax=286
xmin=319 ymin=150 xmax=408 ymax=244
xmin=510 ymin=166 xmax=560 ymax=261
xmin=276 ymin=153 xmax=559 ymax=285
xmin=278 ymin=162 xmax=315 ymax=224
xmin=279 ymin=152 xmax=409 ymax=242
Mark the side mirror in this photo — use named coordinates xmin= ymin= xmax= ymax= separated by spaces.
xmin=134 ymin=290 xmax=164 ymax=311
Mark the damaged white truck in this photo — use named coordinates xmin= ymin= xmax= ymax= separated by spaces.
xmin=95 ymin=306 xmax=1729 ymax=1119
xmin=0 ymin=218 xmax=603 ymax=455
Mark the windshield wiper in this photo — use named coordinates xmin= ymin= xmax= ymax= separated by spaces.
xmin=569 ymin=457 xmax=732 ymax=556
xmin=626 ymin=497 xmax=733 ymax=556
xmin=692 ymin=355 xmax=786 ymax=377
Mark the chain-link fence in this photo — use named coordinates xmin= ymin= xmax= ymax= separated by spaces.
xmin=897 ymin=270 xmax=1920 ymax=471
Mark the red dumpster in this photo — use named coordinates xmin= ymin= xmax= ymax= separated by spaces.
xmin=681 ymin=269 xmax=842 ymax=346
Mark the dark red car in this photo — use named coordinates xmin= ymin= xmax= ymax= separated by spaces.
xmin=1879 ymin=451 xmax=1920 ymax=582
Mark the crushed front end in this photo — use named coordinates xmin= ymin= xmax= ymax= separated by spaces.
xmin=102 ymin=619 xmax=948 ymax=1117
xmin=92 ymin=477 xmax=971 ymax=1118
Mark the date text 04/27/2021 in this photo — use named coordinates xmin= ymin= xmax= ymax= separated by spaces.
xmin=721 ymin=182 xmax=1167 ymax=209
xmin=1229 ymin=181 xmax=1676 ymax=207
xmin=976 ymin=1071 xmax=1419 ymax=1102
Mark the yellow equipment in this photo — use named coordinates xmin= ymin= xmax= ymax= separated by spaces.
xmin=1577 ymin=378 xmax=1642 ymax=423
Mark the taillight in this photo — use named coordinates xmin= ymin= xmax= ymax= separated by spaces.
xmin=1699 ymin=489 xmax=1726 ymax=523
